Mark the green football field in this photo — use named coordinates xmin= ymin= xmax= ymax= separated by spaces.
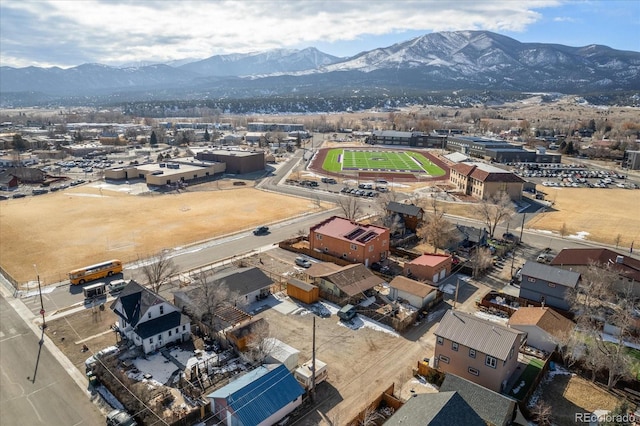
xmin=322 ymin=148 xmax=445 ymax=176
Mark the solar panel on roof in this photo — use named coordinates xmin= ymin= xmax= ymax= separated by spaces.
xmin=357 ymin=231 xmax=377 ymax=243
xmin=344 ymin=228 xmax=365 ymax=240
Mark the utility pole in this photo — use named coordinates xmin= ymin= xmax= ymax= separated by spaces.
xmin=33 ymin=264 xmax=46 ymax=330
xmin=518 ymin=213 xmax=526 ymax=243
xmin=311 ymin=316 xmax=317 ymax=402
xmin=453 ymin=278 xmax=459 ymax=310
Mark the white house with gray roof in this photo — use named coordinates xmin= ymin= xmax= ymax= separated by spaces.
xmin=518 ymin=261 xmax=580 ymax=311
xmin=434 ymin=311 xmax=524 ymax=392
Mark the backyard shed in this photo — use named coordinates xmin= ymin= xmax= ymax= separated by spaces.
xmin=264 ymin=338 xmax=300 ymax=371
xmin=287 ymin=278 xmax=319 ymax=304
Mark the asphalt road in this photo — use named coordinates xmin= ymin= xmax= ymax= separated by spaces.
xmin=0 ymin=295 xmax=105 ymax=426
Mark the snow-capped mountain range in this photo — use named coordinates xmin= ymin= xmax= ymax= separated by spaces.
xmin=1 ymin=30 xmax=638 ymax=106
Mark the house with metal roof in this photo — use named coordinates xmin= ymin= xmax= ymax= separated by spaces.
xmin=518 ymin=261 xmax=580 ymax=311
xmin=110 ymin=280 xmax=191 ymax=354
xmin=207 ymin=364 xmax=304 ymax=426
xmin=305 ymin=262 xmax=385 ymax=305
xmin=434 ymin=311 xmax=524 ymax=392
xmin=508 ymin=306 xmax=575 ymax=353
xmin=385 ymin=391 xmax=485 ymax=426
xmin=440 ymin=374 xmax=527 ymax=426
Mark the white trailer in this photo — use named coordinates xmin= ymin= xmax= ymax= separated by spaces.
xmin=294 ymin=359 xmax=327 ymax=390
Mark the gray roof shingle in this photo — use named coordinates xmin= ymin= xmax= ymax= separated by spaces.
xmin=385 ymin=392 xmax=485 ymax=426
xmin=521 ymin=261 xmax=580 ymax=288
xmin=440 ymin=374 xmax=518 ymax=426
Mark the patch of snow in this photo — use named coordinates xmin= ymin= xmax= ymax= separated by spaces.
xmin=358 ymin=296 xmax=376 ymax=307
xmin=568 ymin=231 xmax=590 ymax=240
xmin=337 ymin=313 xmax=399 ymax=337
xmin=130 ymin=352 xmax=178 ymax=385
xmin=95 ymin=385 xmax=125 ymax=410
xmin=601 ymin=332 xmax=640 ymax=350
xmin=527 ymin=365 xmax=573 ymax=408
xmin=441 ymin=284 xmax=457 ymax=294
xmin=410 ymin=377 xmax=439 ymax=391
xmin=474 ymin=311 xmax=508 ymax=324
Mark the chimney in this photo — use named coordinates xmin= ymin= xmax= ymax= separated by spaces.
xmin=616 ymin=255 xmax=624 ymax=264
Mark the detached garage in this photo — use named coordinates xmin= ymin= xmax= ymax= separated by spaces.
xmin=388 ymin=276 xmax=439 ymax=309
xmin=287 ymin=278 xmax=319 ymax=304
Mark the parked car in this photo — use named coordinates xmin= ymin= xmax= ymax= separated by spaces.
xmin=253 ymin=226 xmax=269 ymax=236
xmin=106 ymin=409 xmax=137 ymax=426
xmin=295 ymin=257 xmax=312 ymax=268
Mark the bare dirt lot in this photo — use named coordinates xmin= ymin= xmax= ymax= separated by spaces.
xmin=254 ymin=298 xmax=442 ymax=425
xmin=0 ymin=182 xmax=328 ymax=284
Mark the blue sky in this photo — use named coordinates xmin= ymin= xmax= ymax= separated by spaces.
xmin=1 ymin=0 xmax=638 ymax=68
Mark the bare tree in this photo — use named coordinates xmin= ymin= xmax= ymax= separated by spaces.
xmin=418 ymin=196 xmax=455 ymax=253
xmin=188 ymin=274 xmax=241 ymax=332
xmin=240 ymin=319 xmax=273 ymax=365
xmin=551 ymin=328 xmax=581 ymax=369
xmin=614 ymin=233 xmax=622 ymax=248
xmin=472 ymin=247 xmax=494 ymax=278
xmin=531 ymin=401 xmax=553 ymax=426
xmin=474 ymin=191 xmax=515 ymax=238
xmin=359 ymin=404 xmax=383 ymax=426
xmin=336 ymin=195 xmax=363 ymax=221
xmin=140 ymin=249 xmax=178 ymax=293
xmin=559 ymin=222 xmax=568 ymax=239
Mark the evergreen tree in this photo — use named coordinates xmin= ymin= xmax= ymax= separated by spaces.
xmin=12 ymin=134 xmax=28 ymax=152
xmin=150 ymin=131 xmax=158 ymax=146
xmin=204 ymin=128 xmax=210 ymax=142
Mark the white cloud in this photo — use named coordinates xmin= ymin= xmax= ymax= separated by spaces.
xmin=1 ymin=0 xmax=564 ymax=67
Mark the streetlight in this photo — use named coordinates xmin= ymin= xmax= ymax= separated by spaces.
xmin=33 ymin=264 xmax=46 ymax=330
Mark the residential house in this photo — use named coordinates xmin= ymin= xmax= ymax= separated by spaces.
xmin=207 ymin=364 xmax=304 ymax=426
xmin=434 ymin=311 xmax=524 ymax=392
xmin=508 ymin=307 xmax=575 ymax=353
xmin=0 ymin=171 xmax=19 ymax=190
xmin=452 ymin=224 xmax=488 ymax=252
xmin=174 ymin=267 xmax=273 ymax=313
xmin=440 ymin=374 xmax=527 ymax=426
xmin=385 ymin=201 xmax=424 ymax=233
xmin=403 ymin=253 xmax=452 ymax=284
xmin=110 ymin=280 xmax=191 ymax=354
xmin=550 ymin=248 xmax=640 ymax=298
xmin=309 ymin=216 xmax=390 ymax=267
xmin=518 ymin=261 xmax=580 ymax=311
xmin=385 ymin=391 xmax=485 ymax=426
xmin=449 ymin=162 xmax=524 ymax=201
xmin=305 ymin=262 xmax=385 ymax=305
xmin=388 ymin=276 xmax=439 ymax=309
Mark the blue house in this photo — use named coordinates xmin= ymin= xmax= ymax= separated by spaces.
xmin=207 ymin=364 xmax=304 ymax=426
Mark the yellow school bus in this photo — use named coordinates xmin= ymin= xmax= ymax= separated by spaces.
xmin=69 ymin=259 xmax=123 ymax=285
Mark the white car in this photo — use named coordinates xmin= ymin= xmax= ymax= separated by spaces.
xmin=295 ymin=257 xmax=312 ymax=268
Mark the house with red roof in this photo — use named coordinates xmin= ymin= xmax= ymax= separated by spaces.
xmin=550 ymin=248 xmax=640 ymax=298
xmin=403 ymin=253 xmax=452 ymax=284
xmin=309 ymin=216 xmax=389 ymax=267
xmin=449 ymin=162 xmax=524 ymax=201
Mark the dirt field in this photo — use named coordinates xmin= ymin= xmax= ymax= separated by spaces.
xmin=535 ymin=373 xmax=622 ymax=426
xmin=526 ymin=187 xmax=640 ymax=247
xmin=255 ymin=299 xmax=441 ymax=425
xmin=45 ymin=305 xmax=120 ymax=371
xmin=0 ymin=182 xmax=329 ymax=285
